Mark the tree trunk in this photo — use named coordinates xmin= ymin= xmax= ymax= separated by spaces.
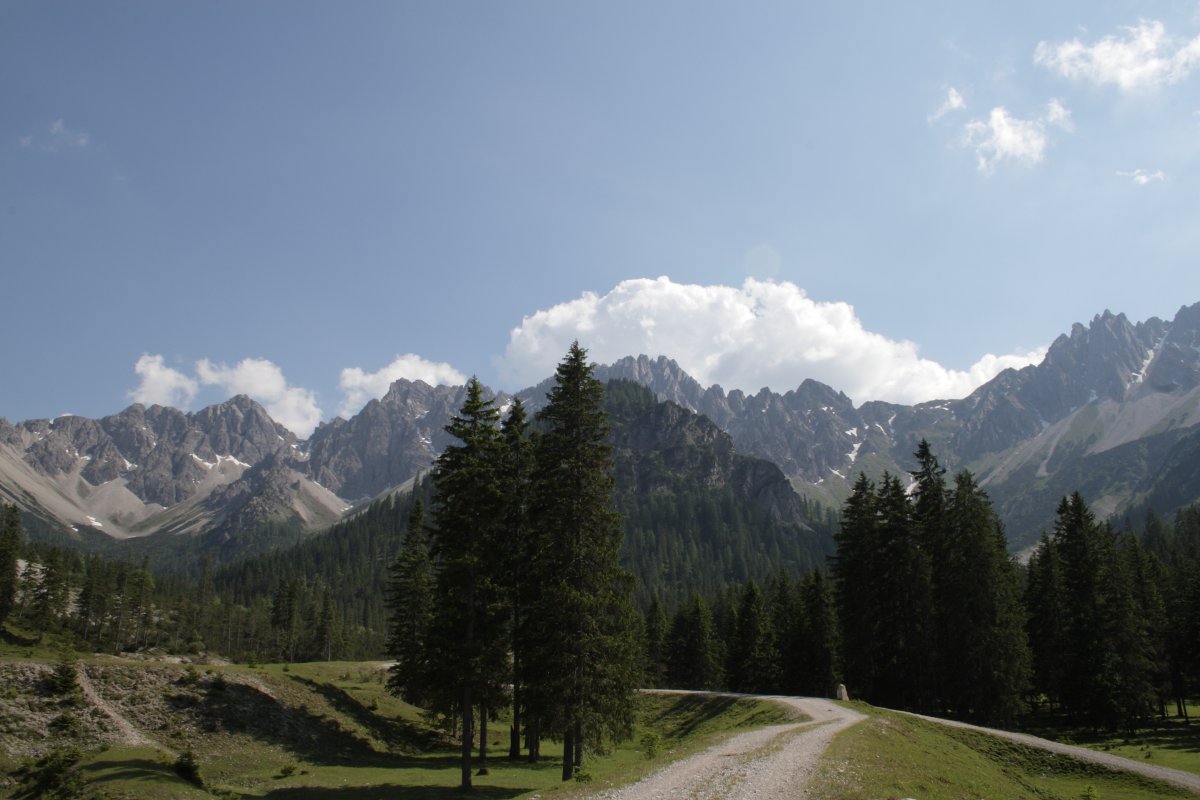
xmin=461 ymin=690 xmax=473 ymax=789
xmin=478 ymin=704 xmax=488 ymax=768
xmin=527 ymin=719 xmax=540 ymax=762
xmin=509 ymin=681 xmax=521 ymax=759
xmin=573 ymin=718 xmax=584 ymax=767
xmin=561 ymin=725 xmax=574 ymax=781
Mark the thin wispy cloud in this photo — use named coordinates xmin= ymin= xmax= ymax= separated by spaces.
xmin=19 ymin=118 xmax=90 ymax=152
xmin=1035 ymin=19 xmax=1200 ymax=91
xmin=338 ymin=354 xmax=467 ymax=418
xmin=1117 ymin=168 xmax=1166 ymax=185
xmin=929 ymin=87 xmax=966 ymax=122
xmin=496 ymin=277 xmax=1046 ymax=405
xmin=962 ymin=100 xmax=1072 ymax=173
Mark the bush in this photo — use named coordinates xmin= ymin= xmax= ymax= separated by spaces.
xmin=48 ymin=710 xmax=79 ymax=735
xmin=13 ymin=747 xmax=82 ymax=799
xmin=48 ymin=646 xmax=80 ymax=702
xmin=640 ymin=731 xmax=661 ymax=759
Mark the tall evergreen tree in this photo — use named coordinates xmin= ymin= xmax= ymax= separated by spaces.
xmin=527 ymin=343 xmax=640 ymax=781
xmin=797 ymin=569 xmax=840 ymax=698
xmin=909 ymin=441 xmax=948 ymax=707
xmin=642 ymin=593 xmax=670 ymax=689
xmin=833 ymin=472 xmax=880 ymax=701
xmin=386 ymin=498 xmax=434 ymax=706
xmin=1026 ymin=535 xmax=1069 ymax=712
xmin=728 ymin=580 xmax=781 ymax=694
xmin=0 ymin=504 xmax=21 ymax=628
xmin=665 ymin=593 xmax=722 ymax=690
xmin=1053 ymin=493 xmax=1113 ymax=723
xmin=873 ymin=472 xmax=933 ymax=710
xmin=940 ymin=471 xmax=1030 ymax=725
xmin=31 ymin=549 xmax=69 ymax=632
xmin=424 ymin=377 xmax=510 ymax=790
xmin=498 ymin=400 xmax=535 ymax=759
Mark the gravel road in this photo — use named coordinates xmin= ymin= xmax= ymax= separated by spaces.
xmin=589 ymin=694 xmax=866 ymax=800
xmin=584 ymin=692 xmax=1200 ymax=799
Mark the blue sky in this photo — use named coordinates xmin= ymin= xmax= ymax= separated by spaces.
xmin=3 ymin=1 xmax=1199 ymax=436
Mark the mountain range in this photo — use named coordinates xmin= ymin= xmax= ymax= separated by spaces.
xmin=3 ymin=301 xmax=1199 ymax=555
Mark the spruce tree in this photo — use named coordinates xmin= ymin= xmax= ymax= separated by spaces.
xmin=498 ymin=400 xmax=534 ymax=759
xmin=798 ymin=569 xmax=840 ymax=698
xmin=833 ymin=472 xmax=880 ymax=701
xmin=527 ymin=343 xmax=639 ymax=781
xmin=1026 ymin=535 xmax=1069 ymax=712
xmin=940 ymin=471 xmax=1030 ymax=724
xmin=642 ymin=593 xmax=669 ymax=689
xmin=424 ymin=377 xmax=510 ymax=789
xmin=909 ymin=441 xmax=948 ymax=708
xmin=386 ymin=498 xmax=434 ymax=706
xmin=0 ymin=504 xmax=21 ymax=628
xmin=665 ymin=593 xmax=722 ymax=690
xmin=728 ymin=580 xmax=781 ymax=694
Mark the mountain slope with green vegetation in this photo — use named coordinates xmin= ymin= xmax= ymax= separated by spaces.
xmin=0 ymin=644 xmax=794 ymax=799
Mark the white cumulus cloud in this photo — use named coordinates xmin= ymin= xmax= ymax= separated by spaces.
xmin=196 ymin=357 xmax=322 ymax=437
xmin=1117 ymin=168 xmax=1166 ymax=185
xmin=496 ymin=277 xmax=1045 ymax=405
xmin=929 ymin=87 xmax=967 ymax=122
xmin=338 ymin=354 xmax=467 ymax=418
xmin=962 ymin=100 xmax=1072 ymax=173
xmin=1035 ymin=20 xmax=1200 ymax=91
xmin=129 ymin=354 xmax=199 ymax=408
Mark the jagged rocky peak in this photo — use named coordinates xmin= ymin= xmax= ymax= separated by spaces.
xmin=1144 ymin=302 xmax=1200 ymax=393
xmin=1041 ymin=309 xmax=1159 ymax=404
xmin=0 ymin=417 xmax=18 ymax=446
xmin=189 ymin=394 xmax=297 ymax=457
xmin=597 ymin=355 xmax=708 ymax=411
xmin=303 ymin=378 xmax=485 ymax=502
xmin=785 ymin=378 xmax=856 ymax=417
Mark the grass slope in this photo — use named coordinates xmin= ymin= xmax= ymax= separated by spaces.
xmin=1021 ymin=703 xmax=1200 ymax=779
xmin=0 ymin=649 xmax=794 ymax=800
xmin=812 ymin=703 xmax=1194 ymax=800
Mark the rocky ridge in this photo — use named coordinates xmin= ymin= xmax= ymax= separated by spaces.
xmin=2 ymin=302 xmax=1199 ymax=551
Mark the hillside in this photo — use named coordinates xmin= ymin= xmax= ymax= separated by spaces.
xmin=0 ymin=651 xmax=792 ymax=799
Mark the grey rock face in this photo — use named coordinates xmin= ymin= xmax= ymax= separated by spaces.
xmin=305 ymin=380 xmax=506 ymax=501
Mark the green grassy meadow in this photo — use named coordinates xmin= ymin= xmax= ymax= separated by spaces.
xmin=811 ymin=703 xmax=1195 ymax=800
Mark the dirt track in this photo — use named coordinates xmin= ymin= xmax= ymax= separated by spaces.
xmin=590 ymin=694 xmax=866 ymax=799
xmin=590 ymin=692 xmax=1200 ymax=798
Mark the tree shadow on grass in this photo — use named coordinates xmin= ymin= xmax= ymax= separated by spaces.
xmin=1024 ymin=714 xmax=1200 ymax=758
xmin=198 ymin=681 xmax=460 ymax=769
xmin=287 ymin=675 xmax=441 ymax=752
xmin=0 ymin=627 xmax=40 ymax=647
xmin=78 ymin=757 xmax=187 ymax=791
xmin=645 ymin=695 xmax=738 ymax=740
